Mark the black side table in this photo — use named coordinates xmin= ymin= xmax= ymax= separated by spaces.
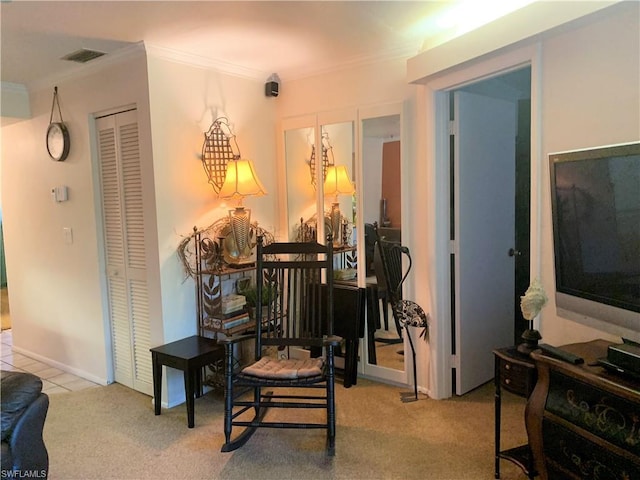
xmin=150 ymin=335 xmax=224 ymax=428
xmin=493 ymin=347 xmax=537 ymax=479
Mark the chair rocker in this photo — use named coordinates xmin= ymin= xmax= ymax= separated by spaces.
xmin=376 ymin=239 xmax=429 ymax=402
xmin=221 ymin=236 xmax=340 ymax=455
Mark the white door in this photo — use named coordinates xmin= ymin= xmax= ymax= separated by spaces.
xmin=96 ymin=109 xmax=153 ymax=395
xmin=453 ymin=91 xmax=516 ymax=395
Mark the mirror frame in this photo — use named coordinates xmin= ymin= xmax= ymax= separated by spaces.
xmin=357 ymin=102 xmax=408 ymax=384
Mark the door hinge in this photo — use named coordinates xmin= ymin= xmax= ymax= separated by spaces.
xmin=448 ymin=121 xmax=457 ymax=136
xmin=449 ymin=240 xmax=457 ymax=255
xmin=451 ymin=354 xmax=460 ymax=369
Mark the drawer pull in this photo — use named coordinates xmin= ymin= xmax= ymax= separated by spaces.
xmin=505 ymin=378 xmax=511 ymax=385
xmin=505 ymin=364 xmax=511 ymax=370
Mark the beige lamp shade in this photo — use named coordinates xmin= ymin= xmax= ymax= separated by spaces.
xmin=323 ymin=165 xmax=355 ymax=198
xmin=219 ymin=159 xmax=268 ymax=201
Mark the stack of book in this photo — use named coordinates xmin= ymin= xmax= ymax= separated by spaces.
xmin=211 ymin=294 xmax=251 ymax=332
xmin=210 ymin=310 xmax=251 ymax=331
xmin=221 ymin=294 xmax=246 ymax=314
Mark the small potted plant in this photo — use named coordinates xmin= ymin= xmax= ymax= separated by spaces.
xmin=238 ymin=281 xmax=277 ymax=320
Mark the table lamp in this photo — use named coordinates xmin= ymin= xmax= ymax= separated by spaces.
xmin=218 ymin=159 xmax=267 ymax=264
xmin=323 ymin=165 xmax=355 ymax=247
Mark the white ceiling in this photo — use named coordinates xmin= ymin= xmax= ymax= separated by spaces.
xmin=1 ymin=1 xmax=464 ymax=89
xmin=1 ymin=1 xmax=540 ymax=90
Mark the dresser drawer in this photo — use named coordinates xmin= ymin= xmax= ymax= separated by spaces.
xmin=543 ymin=418 xmax=640 ymax=479
xmin=546 ymin=370 xmax=640 ymax=457
xmin=499 ymin=357 xmax=536 ymax=396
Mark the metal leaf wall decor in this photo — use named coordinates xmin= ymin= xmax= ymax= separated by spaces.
xmin=201 ymin=117 xmax=241 ymax=193
xmin=309 ymin=131 xmax=334 ymax=188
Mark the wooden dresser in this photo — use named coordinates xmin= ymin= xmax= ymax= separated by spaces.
xmin=525 ymin=340 xmax=640 ymax=480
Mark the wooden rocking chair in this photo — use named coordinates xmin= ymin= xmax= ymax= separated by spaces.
xmin=221 ymin=236 xmax=340 ymax=455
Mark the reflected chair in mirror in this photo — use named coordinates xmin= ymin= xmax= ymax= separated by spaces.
xmin=366 ymin=222 xmax=393 ymax=337
xmin=376 ymin=239 xmax=429 ymax=402
xmin=364 ymin=222 xmax=379 ymax=277
xmin=221 ymin=236 xmax=340 ymax=455
xmin=373 ymin=239 xmax=402 ymax=342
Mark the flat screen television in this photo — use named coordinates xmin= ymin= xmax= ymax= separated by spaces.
xmin=549 ymin=142 xmax=640 ymax=336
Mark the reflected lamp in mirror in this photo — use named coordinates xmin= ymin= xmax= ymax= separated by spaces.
xmin=219 ymin=159 xmax=268 ymax=265
xmin=323 ymin=165 xmax=355 ymax=247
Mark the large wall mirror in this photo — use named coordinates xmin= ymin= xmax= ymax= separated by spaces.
xmin=282 ymin=107 xmax=407 ymax=386
xmin=283 ymin=114 xmax=356 ymax=249
xmin=284 ymin=123 xmax=317 ymax=241
xmin=360 ymin=105 xmax=406 ymax=383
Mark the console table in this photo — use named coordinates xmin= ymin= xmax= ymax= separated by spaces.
xmin=493 ymin=347 xmax=537 ymax=479
xmin=525 ymin=340 xmax=640 ymax=480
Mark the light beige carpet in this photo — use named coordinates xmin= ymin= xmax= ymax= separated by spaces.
xmin=44 ymin=378 xmax=530 ymax=480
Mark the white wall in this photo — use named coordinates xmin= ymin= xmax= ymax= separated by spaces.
xmin=144 ymin=56 xmax=278 ymax=405
xmin=145 ymin=55 xmax=278 ymax=338
xmin=0 ymin=46 xmax=279 ymax=406
xmin=277 ymin=58 xmax=413 ymax=118
xmin=0 ymin=47 xmax=153 ymax=384
xmin=538 ymin=4 xmax=640 ymax=345
xmin=409 ymin=2 xmax=639 ymax=397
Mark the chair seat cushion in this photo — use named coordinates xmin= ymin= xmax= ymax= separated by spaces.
xmin=242 ymin=357 xmax=323 ymax=379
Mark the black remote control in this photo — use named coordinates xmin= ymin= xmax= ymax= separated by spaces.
xmin=538 ymin=343 xmax=584 ymax=364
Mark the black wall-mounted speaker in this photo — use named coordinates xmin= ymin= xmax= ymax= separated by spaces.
xmin=265 ymin=81 xmax=279 ymax=97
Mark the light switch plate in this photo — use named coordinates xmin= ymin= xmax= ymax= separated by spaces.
xmin=63 ymin=227 xmax=73 ymax=244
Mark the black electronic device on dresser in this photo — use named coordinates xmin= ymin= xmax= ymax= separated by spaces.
xmin=493 ymin=347 xmax=537 ymax=479
xmin=597 ymin=338 xmax=640 ymax=379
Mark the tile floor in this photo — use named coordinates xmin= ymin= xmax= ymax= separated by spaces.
xmin=1 ymin=329 xmax=99 ymax=394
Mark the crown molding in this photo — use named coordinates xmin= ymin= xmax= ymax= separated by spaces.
xmin=279 ymin=44 xmax=420 ymax=82
xmin=145 ymin=41 xmax=419 ymax=83
xmin=144 ymin=43 xmax=270 ymax=81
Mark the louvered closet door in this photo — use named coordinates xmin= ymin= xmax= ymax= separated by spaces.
xmin=96 ymin=109 xmax=152 ymax=395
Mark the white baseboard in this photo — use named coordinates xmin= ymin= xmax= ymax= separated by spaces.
xmin=10 ymin=345 xmax=109 ymax=386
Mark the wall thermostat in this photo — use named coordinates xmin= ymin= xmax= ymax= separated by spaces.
xmin=51 ymin=185 xmax=69 ymax=202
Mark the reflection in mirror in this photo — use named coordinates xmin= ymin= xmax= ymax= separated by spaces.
xmin=362 ymin=113 xmax=403 ymax=372
xmin=285 ymin=127 xmax=316 ymax=241
xmin=321 ymin=122 xmax=355 ymax=249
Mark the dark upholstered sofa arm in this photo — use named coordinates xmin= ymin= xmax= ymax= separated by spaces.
xmin=7 ymin=394 xmax=49 ymax=475
xmin=1 ymin=371 xmax=49 ymax=478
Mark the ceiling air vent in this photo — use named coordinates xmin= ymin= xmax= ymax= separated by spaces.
xmin=61 ymin=48 xmax=106 ymax=64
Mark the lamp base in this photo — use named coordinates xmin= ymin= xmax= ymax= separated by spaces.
xmin=517 ymin=329 xmax=542 ymax=355
xmin=330 ymin=203 xmax=342 ymax=247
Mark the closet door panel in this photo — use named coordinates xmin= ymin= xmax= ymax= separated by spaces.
xmin=97 ymin=109 xmax=152 ymax=395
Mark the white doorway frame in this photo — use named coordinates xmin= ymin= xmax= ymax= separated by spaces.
xmin=417 ymin=44 xmax=543 ymax=399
